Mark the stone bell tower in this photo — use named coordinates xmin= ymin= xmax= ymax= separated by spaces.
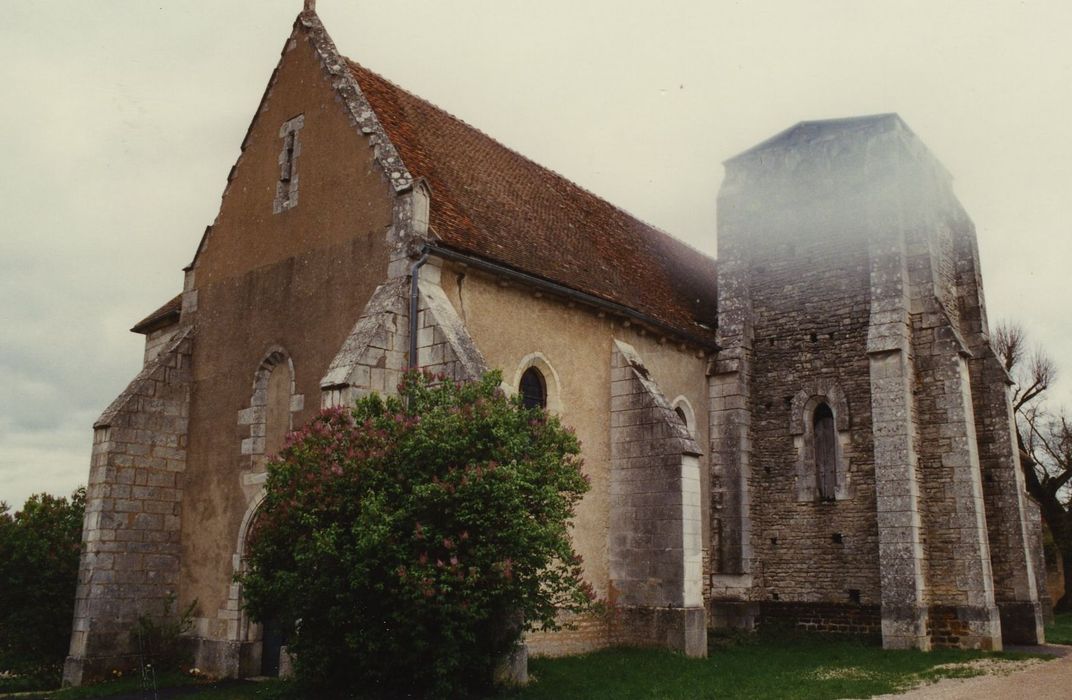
xmin=708 ymin=114 xmax=1044 ymax=649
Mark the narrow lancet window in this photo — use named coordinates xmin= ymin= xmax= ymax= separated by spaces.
xmin=274 ymin=114 xmax=304 ymax=213
xmin=519 ymin=367 xmax=547 ymax=410
xmin=280 ymin=132 xmax=296 ymax=183
xmin=814 ymin=403 xmax=837 ymax=501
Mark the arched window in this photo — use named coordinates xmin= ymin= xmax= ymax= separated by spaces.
xmin=814 ymin=403 xmax=837 ymax=501
xmin=671 ymin=396 xmax=696 ymax=438
xmin=519 ymin=366 xmax=547 ymax=410
xmin=675 ymin=406 xmax=688 ymax=429
xmin=264 ymin=361 xmax=292 ymax=457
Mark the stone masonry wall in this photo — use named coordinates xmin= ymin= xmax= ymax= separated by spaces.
xmin=714 ymin=132 xmax=890 ymax=634
xmin=713 ymin=115 xmax=1026 ymax=651
xmin=320 ymin=278 xmax=410 ymax=408
xmin=904 ymin=203 xmax=1002 ymax=649
xmin=414 ymin=263 xmax=488 ymax=383
xmin=1024 ymin=497 xmax=1055 ymax=623
xmin=745 ymin=234 xmax=880 ymax=609
xmin=708 ymin=186 xmax=754 ymax=613
xmin=968 ymin=349 xmax=1044 ymax=643
xmin=910 ymin=314 xmax=998 ymax=623
xmin=320 ymin=262 xmax=487 ymax=409
xmin=954 ymin=214 xmax=1044 ymax=643
xmin=64 ymin=327 xmax=193 ymax=685
xmin=608 ymin=340 xmax=706 ymax=657
xmin=863 ymin=176 xmax=934 ymax=651
xmin=756 ymin=601 xmax=882 ymax=638
xmin=143 ymin=326 xmax=179 ymax=367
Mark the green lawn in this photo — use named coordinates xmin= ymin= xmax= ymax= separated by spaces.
xmin=508 ymin=634 xmax=1041 ymax=700
xmin=1046 ymin=611 xmax=1072 ymax=645
xmin=0 ymin=673 xmax=271 ymax=700
xmin=5 ymin=632 xmax=1050 ymax=700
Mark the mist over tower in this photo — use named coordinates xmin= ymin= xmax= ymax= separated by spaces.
xmin=709 ymin=114 xmax=1044 ymax=650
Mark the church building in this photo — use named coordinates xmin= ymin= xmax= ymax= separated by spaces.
xmin=64 ymin=4 xmax=1047 ymax=684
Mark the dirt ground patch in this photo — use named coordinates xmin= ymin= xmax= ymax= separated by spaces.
xmin=876 ymin=645 xmax=1072 ymax=699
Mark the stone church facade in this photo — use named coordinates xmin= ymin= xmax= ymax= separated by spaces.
xmin=63 ymin=5 xmax=1046 ymax=684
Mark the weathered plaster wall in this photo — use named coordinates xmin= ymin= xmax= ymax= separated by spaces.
xmin=178 ymin=28 xmax=396 ymax=652
xmin=439 ymin=262 xmax=711 ymax=653
xmin=192 ymin=36 xmax=394 ymax=288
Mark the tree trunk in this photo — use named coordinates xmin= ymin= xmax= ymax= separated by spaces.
xmin=1058 ymin=548 xmax=1072 ymax=613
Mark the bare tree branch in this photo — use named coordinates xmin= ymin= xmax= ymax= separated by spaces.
xmin=994 ymin=320 xmax=1024 ymax=373
xmin=998 ymin=317 xmax=1072 ymax=609
xmin=996 ymin=320 xmax=1057 ymax=413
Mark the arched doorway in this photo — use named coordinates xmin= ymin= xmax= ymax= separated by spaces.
xmin=227 ymin=494 xmax=289 ymax=677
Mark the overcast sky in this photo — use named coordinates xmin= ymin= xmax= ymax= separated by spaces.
xmin=2 ymin=1 xmax=1070 ymax=509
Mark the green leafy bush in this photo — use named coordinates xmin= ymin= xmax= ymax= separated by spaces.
xmin=0 ymin=488 xmax=85 ymax=684
xmin=135 ymin=593 xmax=197 ymax=673
xmin=240 ymin=371 xmax=593 ymax=698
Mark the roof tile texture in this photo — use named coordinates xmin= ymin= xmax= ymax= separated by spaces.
xmin=349 ymin=61 xmax=718 ymax=342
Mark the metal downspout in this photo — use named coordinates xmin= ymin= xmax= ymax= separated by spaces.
xmin=408 ymin=248 xmax=430 ymax=370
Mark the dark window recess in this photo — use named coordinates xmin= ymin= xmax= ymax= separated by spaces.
xmin=847 ymin=589 xmax=861 ymax=604
xmin=674 ymin=406 xmax=688 ymax=428
xmin=519 ymin=367 xmax=547 ymax=410
xmin=280 ymin=132 xmax=296 ymax=183
xmin=831 ymin=532 xmax=843 ymax=544
xmin=814 ymin=403 xmax=837 ymax=501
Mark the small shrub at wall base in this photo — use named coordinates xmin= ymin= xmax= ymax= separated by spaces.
xmin=240 ymin=370 xmax=594 ymax=699
xmin=135 ymin=594 xmax=197 ymax=673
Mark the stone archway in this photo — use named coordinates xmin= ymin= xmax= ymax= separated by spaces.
xmin=220 ymin=490 xmax=289 ymax=678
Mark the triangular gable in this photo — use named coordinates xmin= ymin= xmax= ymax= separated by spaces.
xmin=187 ymin=8 xmax=414 ymax=272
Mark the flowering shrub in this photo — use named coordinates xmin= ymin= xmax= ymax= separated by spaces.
xmin=240 ymin=371 xmax=593 ymax=698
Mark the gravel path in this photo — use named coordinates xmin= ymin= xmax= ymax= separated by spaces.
xmin=875 ymin=644 xmax=1072 ymax=699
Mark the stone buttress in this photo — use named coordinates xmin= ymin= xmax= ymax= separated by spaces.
xmin=64 ymin=328 xmax=193 ymax=684
xmin=608 ymin=341 xmax=706 ymax=657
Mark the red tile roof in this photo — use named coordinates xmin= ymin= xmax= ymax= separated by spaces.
xmin=349 ymin=61 xmax=718 ymax=344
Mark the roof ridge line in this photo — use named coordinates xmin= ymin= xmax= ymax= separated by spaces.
xmin=300 ymin=13 xmax=414 ymax=192
xmin=346 ymin=58 xmax=716 ymax=264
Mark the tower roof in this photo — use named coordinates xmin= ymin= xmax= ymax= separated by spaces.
xmin=726 ymin=113 xmax=909 ymax=164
